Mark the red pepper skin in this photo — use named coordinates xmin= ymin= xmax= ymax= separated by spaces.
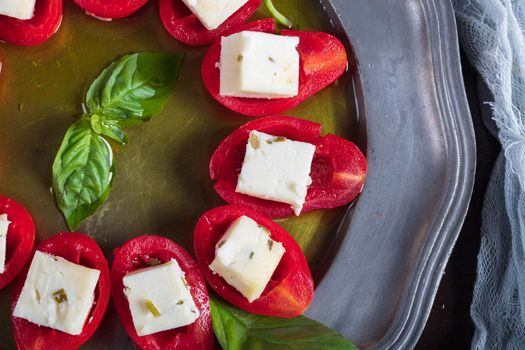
xmin=0 ymin=196 xmax=35 ymax=290
xmin=194 ymin=205 xmax=314 ymax=318
xmin=201 ymin=19 xmax=349 ymax=117
xmin=11 ymin=232 xmax=110 ymax=350
xmin=0 ymin=0 xmax=62 ymax=46
xmin=111 ymin=236 xmax=214 ymax=350
xmin=210 ymin=116 xmax=367 ymax=217
xmin=73 ymin=0 xmax=149 ymax=20
xmin=158 ymin=0 xmax=261 ymax=46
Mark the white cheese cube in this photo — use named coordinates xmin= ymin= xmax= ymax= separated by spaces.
xmin=209 ymin=215 xmax=286 ymax=302
xmin=0 ymin=0 xmax=36 ymax=20
xmin=220 ymin=31 xmax=300 ymax=99
xmin=236 ymin=131 xmax=315 ymax=215
xmin=181 ymin=0 xmax=248 ymax=30
xmin=123 ymin=259 xmax=200 ymax=336
xmin=0 ymin=214 xmax=10 ymax=274
xmin=13 ymin=251 xmax=100 ymax=335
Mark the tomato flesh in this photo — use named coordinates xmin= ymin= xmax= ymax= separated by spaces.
xmin=194 ymin=205 xmax=314 ymax=318
xmin=11 ymin=232 xmax=110 ymax=350
xmin=73 ymin=0 xmax=149 ymax=20
xmin=210 ymin=116 xmax=367 ymax=217
xmin=159 ymin=0 xmax=261 ymax=46
xmin=0 ymin=196 xmax=35 ymax=290
xmin=111 ymin=235 xmax=214 ymax=350
xmin=0 ymin=0 xmax=62 ymax=46
xmin=201 ymin=19 xmax=349 ymax=117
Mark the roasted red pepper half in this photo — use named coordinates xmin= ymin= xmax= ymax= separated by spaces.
xmin=0 ymin=196 xmax=35 ymax=290
xmin=0 ymin=0 xmax=62 ymax=46
xmin=11 ymin=232 xmax=110 ymax=350
xmin=111 ymin=235 xmax=213 ymax=350
xmin=194 ymin=205 xmax=314 ymax=317
xmin=159 ymin=0 xmax=261 ymax=46
xmin=210 ymin=116 xmax=367 ymax=217
xmin=73 ymin=0 xmax=149 ymax=20
xmin=202 ymin=18 xmax=348 ymax=117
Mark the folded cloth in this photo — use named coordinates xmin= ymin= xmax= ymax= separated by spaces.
xmin=453 ymin=0 xmax=525 ymax=348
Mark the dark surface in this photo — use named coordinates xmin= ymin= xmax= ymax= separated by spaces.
xmin=416 ymin=54 xmax=500 ymax=349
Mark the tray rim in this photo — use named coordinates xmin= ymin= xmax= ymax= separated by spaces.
xmin=312 ymin=0 xmax=476 ymax=348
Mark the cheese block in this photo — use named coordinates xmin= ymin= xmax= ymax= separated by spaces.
xmin=0 ymin=214 xmax=10 ymax=274
xmin=181 ymin=0 xmax=248 ymax=30
xmin=13 ymin=251 xmax=100 ymax=335
xmin=220 ymin=31 xmax=300 ymax=98
xmin=0 ymin=0 xmax=37 ymax=20
xmin=209 ymin=215 xmax=286 ymax=302
xmin=123 ymin=259 xmax=200 ymax=336
xmin=236 ymin=130 xmax=315 ymax=215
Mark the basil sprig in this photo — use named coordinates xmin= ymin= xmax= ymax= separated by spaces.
xmin=210 ymin=296 xmax=359 ymax=350
xmin=52 ymin=52 xmax=183 ymax=230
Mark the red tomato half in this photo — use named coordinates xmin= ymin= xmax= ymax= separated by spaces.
xmin=194 ymin=205 xmax=314 ymax=318
xmin=0 ymin=0 xmax=62 ymax=46
xmin=111 ymin=236 xmax=213 ymax=350
xmin=11 ymin=232 xmax=110 ymax=350
xmin=159 ymin=0 xmax=261 ymax=46
xmin=73 ymin=0 xmax=149 ymax=20
xmin=210 ymin=116 xmax=367 ymax=217
xmin=0 ymin=196 xmax=35 ymax=290
xmin=202 ymin=19 xmax=348 ymax=117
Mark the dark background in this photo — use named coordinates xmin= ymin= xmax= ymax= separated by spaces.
xmin=415 ymin=54 xmax=500 ymax=349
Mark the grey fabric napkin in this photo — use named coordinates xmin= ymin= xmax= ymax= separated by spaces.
xmin=453 ymin=0 xmax=525 ymax=348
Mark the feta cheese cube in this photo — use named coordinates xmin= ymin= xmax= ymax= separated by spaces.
xmin=236 ymin=131 xmax=315 ymax=215
xmin=13 ymin=251 xmax=100 ymax=335
xmin=220 ymin=31 xmax=300 ymax=98
xmin=0 ymin=0 xmax=36 ymax=20
xmin=181 ymin=0 xmax=248 ymax=30
xmin=209 ymin=215 xmax=286 ymax=302
xmin=123 ymin=259 xmax=200 ymax=336
xmin=0 ymin=214 xmax=10 ymax=274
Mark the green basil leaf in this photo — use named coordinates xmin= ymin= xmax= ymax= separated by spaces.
xmin=91 ymin=114 xmax=128 ymax=145
xmin=86 ymin=52 xmax=184 ymax=125
xmin=210 ymin=296 xmax=358 ymax=350
xmin=52 ymin=119 xmax=114 ymax=231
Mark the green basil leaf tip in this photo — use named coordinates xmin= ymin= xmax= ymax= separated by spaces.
xmin=210 ymin=296 xmax=359 ymax=350
xmin=263 ymin=0 xmax=294 ymax=28
xmin=86 ymin=52 xmax=184 ymax=126
xmin=52 ymin=119 xmax=114 ymax=231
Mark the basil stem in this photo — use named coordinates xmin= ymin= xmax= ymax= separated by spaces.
xmin=263 ymin=0 xmax=294 ymax=28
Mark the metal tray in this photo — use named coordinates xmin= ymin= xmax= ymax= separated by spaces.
xmin=0 ymin=0 xmax=475 ymax=349
xmin=307 ymin=0 xmax=475 ymax=349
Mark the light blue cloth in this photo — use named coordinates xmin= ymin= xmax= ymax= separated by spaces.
xmin=453 ymin=0 xmax=525 ymax=348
